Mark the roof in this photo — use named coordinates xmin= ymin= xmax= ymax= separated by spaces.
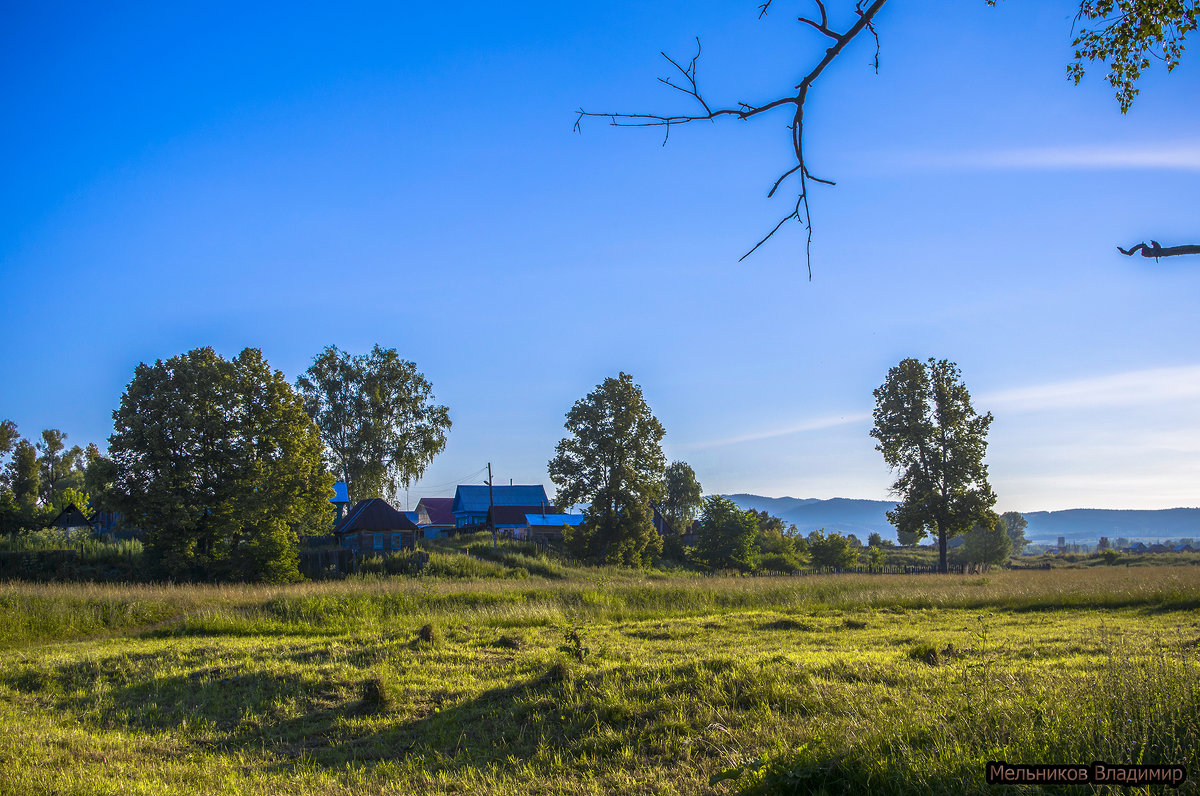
xmin=526 ymin=513 xmax=584 ymax=527
xmin=403 ymin=511 xmax=420 ymax=525
xmin=452 ymin=484 xmax=550 ymax=515
xmin=50 ymin=504 xmax=92 ymax=529
xmin=333 ymin=499 xmax=419 ymax=535
xmin=488 ymin=505 xmax=558 ymax=526
xmin=331 ymin=482 xmax=350 ymax=504
xmin=416 ymin=497 xmax=455 ymax=525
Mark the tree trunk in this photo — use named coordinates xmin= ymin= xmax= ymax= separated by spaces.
xmin=937 ymin=523 xmax=948 ymax=574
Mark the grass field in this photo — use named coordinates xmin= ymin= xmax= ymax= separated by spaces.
xmin=1 ymin=565 xmax=1198 ymax=794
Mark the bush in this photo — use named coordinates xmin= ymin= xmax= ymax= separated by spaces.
xmin=757 ymin=553 xmax=802 ymax=574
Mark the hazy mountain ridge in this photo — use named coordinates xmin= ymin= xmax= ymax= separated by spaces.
xmin=722 ymin=494 xmax=1200 ymax=543
xmin=1021 ymin=508 xmax=1200 ymax=542
xmin=724 ymin=494 xmax=897 ymax=538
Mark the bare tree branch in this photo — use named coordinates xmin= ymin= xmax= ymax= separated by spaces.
xmin=799 ymin=0 xmax=841 ymax=39
xmin=1118 ymin=241 xmax=1200 ymax=259
xmin=575 ymin=0 xmax=888 ymax=278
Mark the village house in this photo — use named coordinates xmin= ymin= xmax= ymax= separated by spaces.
xmin=451 ymin=484 xmax=551 ymax=529
xmin=334 ymin=498 xmax=419 ymax=552
xmin=485 ymin=504 xmax=559 ymax=538
xmin=524 ymin=512 xmax=584 ymax=544
xmin=415 ymin=497 xmax=455 ymax=538
xmin=49 ymin=504 xmax=92 ymax=537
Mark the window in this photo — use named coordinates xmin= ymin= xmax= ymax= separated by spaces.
xmin=373 ymin=533 xmax=383 ymax=550
xmin=392 ymin=533 xmax=403 ymax=549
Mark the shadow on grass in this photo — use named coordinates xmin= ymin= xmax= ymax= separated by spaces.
xmin=23 ymin=654 xmax=816 ymax=783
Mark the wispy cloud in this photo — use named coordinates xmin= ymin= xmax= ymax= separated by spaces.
xmin=678 ymin=364 xmax=1200 ymax=452
xmin=981 ymin=364 xmax=1200 ymax=413
xmin=678 ymin=412 xmax=871 ymax=451
xmin=892 ymin=141 xmax=1200 ymax=172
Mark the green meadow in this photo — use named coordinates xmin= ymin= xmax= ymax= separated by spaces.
xmin=1 ymin=563 xmax=1198 ymax=794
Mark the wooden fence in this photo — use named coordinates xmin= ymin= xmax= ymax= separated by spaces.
xmin=298 ymin=548 xmax=357 ymax=579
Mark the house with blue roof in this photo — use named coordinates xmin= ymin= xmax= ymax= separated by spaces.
xmin=525 ymin=513 xmax=583 ymax=544
xmin=451 ymin=484 xmax=551 ymax=528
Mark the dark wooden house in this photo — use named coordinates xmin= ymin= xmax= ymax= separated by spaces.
xmin=525 ymin=513 xmax=584 ymax=544
xmin=486 ymin=504 xmax=558 ymax=537
xmin=50 ymin=504 xmax=93 ymax=534
xmin=334 ymin=498 xmax=420 ymax=553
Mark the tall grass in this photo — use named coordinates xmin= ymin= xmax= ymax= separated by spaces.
xmin=738 ymin=629 xmax=1199 ymax=794
xmin=3 ymin=567 xmax=1198 ymax=648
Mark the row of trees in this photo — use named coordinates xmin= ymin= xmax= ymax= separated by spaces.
xmin=0 ymin=422 xmax=103 ymax=534
xmin=550 ymin=356 xmax=1011 ymax=572
xmin=692 ymin=497 xmax=865 ymax=572
xmin=11 ymin=348 xmax=1007 ymax=579
xmin=4 ymin=345 xmax=452 ymax=582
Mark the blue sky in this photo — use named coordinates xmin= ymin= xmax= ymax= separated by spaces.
xmin=2 ymin=1 xmax=1197 ymax=512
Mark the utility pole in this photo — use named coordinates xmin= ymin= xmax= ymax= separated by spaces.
xmin=487 ymin=462 xmax=496 ymax=549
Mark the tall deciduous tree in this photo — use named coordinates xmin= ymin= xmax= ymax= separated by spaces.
xmin=36 ymin=429 xmax=84 ymax=503
xmin=548 ymin=372 xmax=666 ymax=567
xmin=110 ymin=347 xmax=333 ymax=582
xmin=871 ymin=358 xmax=996 ymax=573
xmin=83 ymin=443 xmax=119 ymax=515
xmin=8 ymin=439 xmax=39 ymax=508
xmin=695 ymin=495 xmax=760 ymax=571
xmin=1001 ymin=510 xmax=1030 ymax=553
xmin=961 ymin=513 xmax=1012 ymax=570
xmin=807 ymin=528 xmax=860 ymax=569
xmin=296 ymin=345 xmax=451 ymax=504
xmin=0 ymin=420 xmax=17 ymax=462
xmin=748 ymin=508 xmax=801 ymax=555
xmin=660 ymin=460 xmax=703 ymax=533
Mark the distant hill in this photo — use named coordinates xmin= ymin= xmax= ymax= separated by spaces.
xmin=724 ymin=494 xmax=898 ymax=540
xmin=1022 ymin=508 xmax=1200 ymax=544
xmin=722 ymin=494 xmax=1200 ymax=544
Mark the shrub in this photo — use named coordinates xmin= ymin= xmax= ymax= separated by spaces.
xmin=757 ymin=553 xmax=802 ymax=574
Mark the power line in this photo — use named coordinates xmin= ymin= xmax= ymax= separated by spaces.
xmin=412 ymin=465 xmax=489 ymax=494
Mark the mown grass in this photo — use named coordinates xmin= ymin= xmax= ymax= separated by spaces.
xmin=0 ymin=568 xmax=1198 ymax=794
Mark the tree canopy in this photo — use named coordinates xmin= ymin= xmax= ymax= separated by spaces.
xmin=695 ymin=495 xmax=760 ymax=571
xmin=807 ymin=528 xmax=860 ymax=569
xmin=296 ymin=345 xmax=451 ymax=505
xmin=871 ymin=358 xmax=996 ymax=573
xmin=961 ymin=513 xmax=1012 ymax=569
xmin=0 ymin=420 xmax=17 ymax=463
xmin=110 ymin=347 xmax=333 ymax=582
xmin=36 ymin=429 xmax=84 ymax=504
xmin=8 ymin=439 xmax=39 ymax=509
xmin=1001 ymin=510 xmax=1030 ymax=553
xmin=660 ymin=461 xmax=703 ymax=533
xmin=548 ymin=372 xmax=667 ymax=566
